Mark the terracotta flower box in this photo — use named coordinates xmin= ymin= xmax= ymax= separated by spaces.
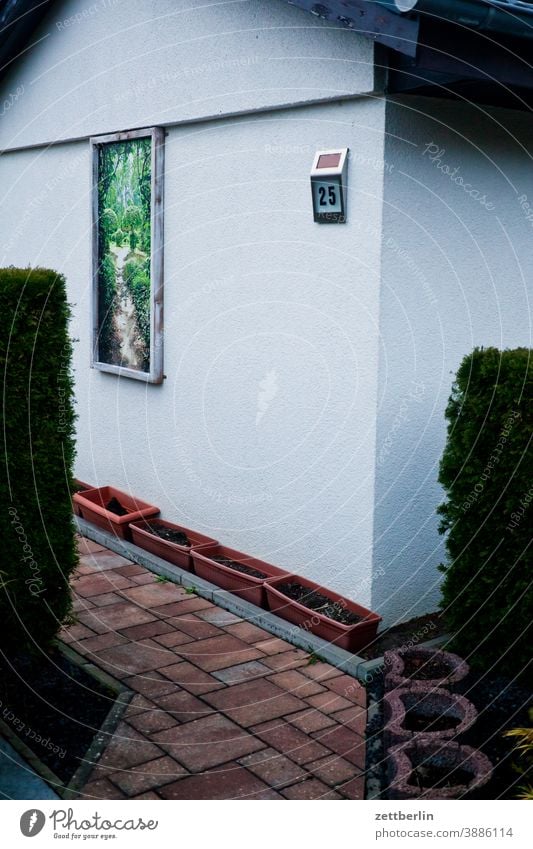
xmin=387 ymin=738 xmax=493 ymax=799
xmin=383 ymin=682 xmax=478 ymax=748
xmin=384 ymin=647 xmax=469 ymax=691
xmin=73 ymin=486 xmax=160 ymax=541
xmin=264 ymin=573 xmax=382 ymax=652
xmin=190 ymin=544 xmax=289 ymax=607
xmin=72 ymin=480 xmax=93 ymax=517
xmin=130 ymin=519 xmax=218 ymax=571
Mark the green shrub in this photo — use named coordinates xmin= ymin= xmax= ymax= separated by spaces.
xmin=438 ymin=347 xmax=532 ymax=675
xmin=0 ymin=267 xmax=77 ymax=656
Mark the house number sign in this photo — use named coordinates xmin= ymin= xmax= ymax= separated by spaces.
xmin=310 ymin=148 xmax=348 ymax=223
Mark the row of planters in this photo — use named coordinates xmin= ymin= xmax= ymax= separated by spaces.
xmin=73 ymin=485 xmax=381 ymax=653
xmin=383 ymin=646 xmax=493 ymax=799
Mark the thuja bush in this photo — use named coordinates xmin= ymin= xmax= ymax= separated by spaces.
xmin=0 ymin=268 xmax=77 ymax=655
xmin=438 ymin=347 xmax=532 ymax=675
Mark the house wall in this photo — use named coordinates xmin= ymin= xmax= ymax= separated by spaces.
xmin=374 ymin=96 xmax=533 ymax=624
xmin=0 ymin=0 xmax=387 ymax=605
xmin=0 ymin=0 xmax=375 ymax=150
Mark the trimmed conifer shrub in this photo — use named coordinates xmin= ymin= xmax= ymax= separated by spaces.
xmin=438 ymin=347 xmax=532 ymax=675
xmin=0 ymin=267 xmax=77 ymax=655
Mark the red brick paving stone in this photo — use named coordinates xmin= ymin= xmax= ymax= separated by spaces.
xmin=306 ymin=754 xmax=359 ymax=786
xmin=72 ymin=595 xmax=95 ymax=611
xmin=176 ymin=634 xmax=263 ymax=673
xmin=195 ymin=607 xmax=242 ymax=626
xmin=250 ymin=719 xmax=331 ymax=765
xmin=159 ymin=661 xmax=225 ymax=695
xmin=79 ymin=552 xmax=133 ymax=572
xmin=60 ymin=623 xmax=95 ymax=642
xmin=128 ymin=704 xmax=180 ymax=734
xmin=131 ymin=573 xmax=159 ymax=585
xmin=306 ymin=691 xmax=355 ymax=714
xmin=262 ymin=650 xmax=310 ymax=671
xmin=76 ymin=631 xmax=129 ymax=654
xmin=90 ymin=592 xmax=124 ymax=608
xmin=301 ymin=661 xmax=344 ymax=682
xmin=153 ymin=714 xmax=264 ymax=771
xmin=281 ymin=779 xmax=343 ymax=800
xmin=75 ymin=573 xmax=134 ymax=597
xmin=76 ymin=536 xmax=106 ymax=555
xmin=133 ymin=791 xmax=161 ymax=799
xmin=78 ymin=602 xmax=156 ymax=633
xmin=225 ymin=621 xmax=271 ymax=643
xmin=76 ymin=564 xmax=100 ymax=575
xmin=87 ymin=723 xmax=164 ymax=780
xmin=109 ymin=755 xmax=188 ymax=796
xmin=253 ymin=637 xmax=291 ymax=655
xmin=152 ymin=690 xmax=214 ymax=723
xmin=153 ymin=597 xmax=213 ymax=617
xmin=325 ymin=674 xmax=366 ymax=707
xmin=121 ymin=582 xmax=190 ymax=608
xmin=152 ymin=630 xmax=196 ymax=648
xmin=159 ymin=763 xmax=272 ymax=800
xmin=95 ymin=640 xmax=177 ymax=676
xmin=203 ymin=678 xmax=303 ymax=727
xmin=311 ymin=725 xmax=366 ymax=769
xmin=212 ymin=660 xmax=271 ymax=684
xmin=288 ymin=708 xmax=337 ymax=734
xmin=337 ymin=774 xmax=366 ymax=799
xmin=165 ymin=615 xmax=221 ymax=640
xmin=237 ymin=747 xmax=307 ymax=789
xmin=123 ymin=694 xmax=155 ymax=717
xmin=331 ymin=705 xmax=367 ymax=736
xmin=124 ymin=672 xmax=177 ymax=699
xmin=114 ymin=564 xmax=146 ymax=577
xmin=119 ymin=620 xmax=175 ymax=641
xmin=81 ymin=779 xmax=126 ymax=799
xmin=267 ymin=669 xmax=326 ymax=698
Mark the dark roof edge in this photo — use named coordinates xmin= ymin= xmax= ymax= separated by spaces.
xmin=377 ymin=0 xmax=533 ymax=39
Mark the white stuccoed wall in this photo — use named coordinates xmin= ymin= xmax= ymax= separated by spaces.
xmin=373 ymin=96 xmax=533 ymax=624
xmin=0 ymin=0 xmax=375 ymax=149
xmin=0 ymin=0 xmax=386 ymax=605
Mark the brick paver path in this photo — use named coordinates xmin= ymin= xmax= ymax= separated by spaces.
xmin=61 ymin=536 xmax=367 ymax=800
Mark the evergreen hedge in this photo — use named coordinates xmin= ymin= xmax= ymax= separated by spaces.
xmin=0 ymin=267 xmax=77 ymax=655
xmin=438 ymin=347 xmax=532 ymax=675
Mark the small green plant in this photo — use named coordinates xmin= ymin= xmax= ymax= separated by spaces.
xmin=504 ymin=710 xmax=533 ymax=800
xmin=306 ymin=651 xmax=325 ymax=665
xmin=184 ymin=585 xmax=196 ymax=595
xmin=156 ymin=575 xmax=169 ymax=583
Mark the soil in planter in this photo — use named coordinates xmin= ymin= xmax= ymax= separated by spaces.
xmin=359 ymin=612 xmax=446 ymax=660
xmin=105 ymin=496 xmax=128 ymax=516
xmin=403 ymin=710 xmax=460 ymax=733
xmin=212 ymin=556 xmax=267 ymax=580
xmin=410 ymin=763 xmax=473 ymax=790
xmin=0 ymin=648 xmax=117 ymax=784
xmin=142 ymin=521 xmax=190 ymax=546
xmin=276 ymin=581 xmax=363 ymax=625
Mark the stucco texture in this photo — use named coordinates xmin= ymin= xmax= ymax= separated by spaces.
xmin=373 ymin=96 xmax=533 ymax=624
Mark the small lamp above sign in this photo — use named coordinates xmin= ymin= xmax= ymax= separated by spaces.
xmin=310 ymin=148 xmax=348 ymax=223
